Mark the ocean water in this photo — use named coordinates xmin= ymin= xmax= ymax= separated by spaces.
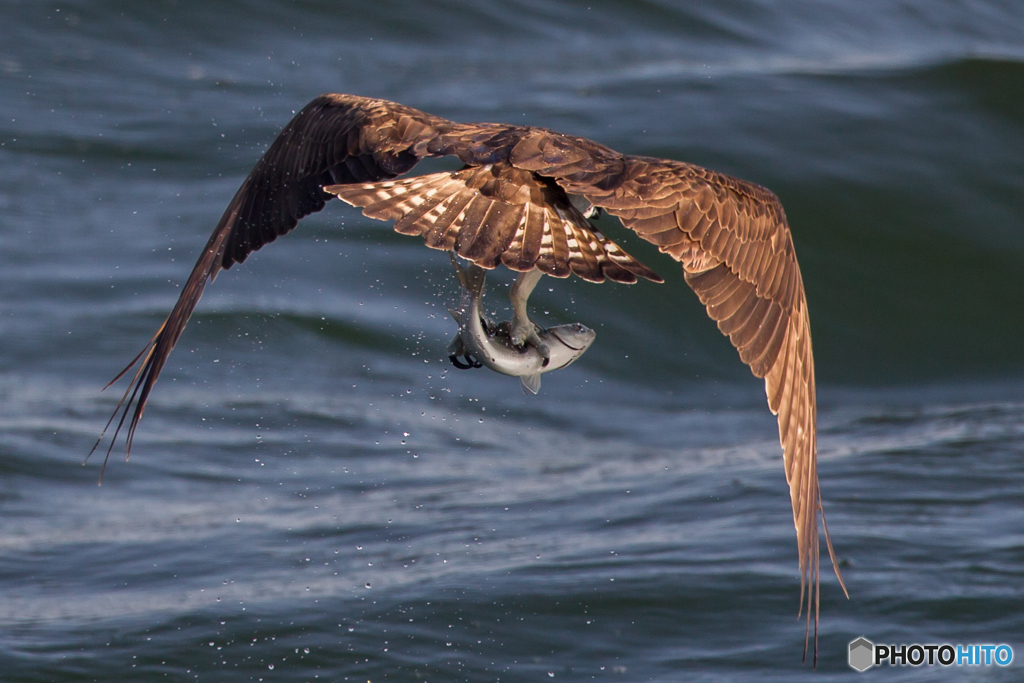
xmin=1 ymin=0 xmax=1023 ymax=680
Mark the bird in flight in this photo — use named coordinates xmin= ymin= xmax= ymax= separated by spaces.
xmin=91 ymin=93 xmax=846 ymax=663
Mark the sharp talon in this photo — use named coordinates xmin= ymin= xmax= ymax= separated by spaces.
xmin=510 ymin=323 xmax=534 ymax=348
xmin=523 ymin=331 xmax=550 ymax=363
xmin=480 ymin=315 xmax=498 ymax=335
xmin=450 ymin=353 xmax=483 ymax=370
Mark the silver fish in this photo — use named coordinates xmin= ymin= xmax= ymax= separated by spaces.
xmin=446 ymin=254 xmax=595 ymax=395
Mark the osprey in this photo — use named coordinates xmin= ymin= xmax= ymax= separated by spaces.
xmin=91 ymin=94 xmax=846 ymax=662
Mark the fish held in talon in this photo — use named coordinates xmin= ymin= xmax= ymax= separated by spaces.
xmin=445 ymin=253 xmax=595 ymax=395
xmin=91 ymin=93 xmax=845 ymax=663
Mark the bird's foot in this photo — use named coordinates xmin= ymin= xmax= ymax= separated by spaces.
xmin=528 ymin=331 xmax=551 ymax=366
xmin=508 ymin=321 xmax=549 ymax=363
xmin=508 ymin=316 xmax=534 ymax=348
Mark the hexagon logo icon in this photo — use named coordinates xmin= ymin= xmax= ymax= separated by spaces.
xmin=849 ymin=637 xmax=874 ymax=672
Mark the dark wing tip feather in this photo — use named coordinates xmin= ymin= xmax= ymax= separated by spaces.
xmin=89 ymin=233 xmax=223 ymax=480
xmin=85 ymin=336 xmax=159 ymax=484
xmin=91 ymin=94 xmax=455 ymax=474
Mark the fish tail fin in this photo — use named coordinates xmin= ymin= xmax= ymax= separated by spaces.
xmin=448 ymin=251 xmax=467 ymax=287
xmin=446 ymin=306 xmax=463 ymax=326
xmin=520 ymin=373 xmax=541 ymax=395
xmin=449 ymin=251 xmax=486 ymax=300
xmin=465 ymin=264 xmax=486 ymax=300
xmin=446 ymin=331 xmax=465 ymax=356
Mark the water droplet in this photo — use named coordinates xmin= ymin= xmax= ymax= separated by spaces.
xmin=268 ymin=664 xmax=274 ymax=670
xmin=304 ymin=647 xmax=310 ymax=654
xmin=365 ymin=582 xmax=371 ymax=589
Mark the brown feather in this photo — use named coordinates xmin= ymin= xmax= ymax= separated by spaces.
xmin=423 ymin=191 xmax=475 ymax=250
xmin=717 ymin=286 xmax=763 ymax=336
xmin=521 ymin=203 xmax=548 ymax=268
xmin=729 ymin=295 xmax=775 ymax=352
xmin=742 ymin=301 xmax=785 ymax=373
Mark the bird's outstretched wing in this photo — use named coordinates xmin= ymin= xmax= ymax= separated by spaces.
xmin=90 ymin=94 xmax=453 ymax=472
xmin=94 ymin=93 xmax=843 ymax=662
xmin=509 ymin=133 xmax=849 ymax=661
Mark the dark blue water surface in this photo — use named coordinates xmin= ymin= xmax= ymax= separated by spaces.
xmin=2 ymin=1 xmax=1023 ymax=680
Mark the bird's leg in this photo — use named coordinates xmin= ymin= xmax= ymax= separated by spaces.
xmin=509 ymin=268 xmax=549 ymax=359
